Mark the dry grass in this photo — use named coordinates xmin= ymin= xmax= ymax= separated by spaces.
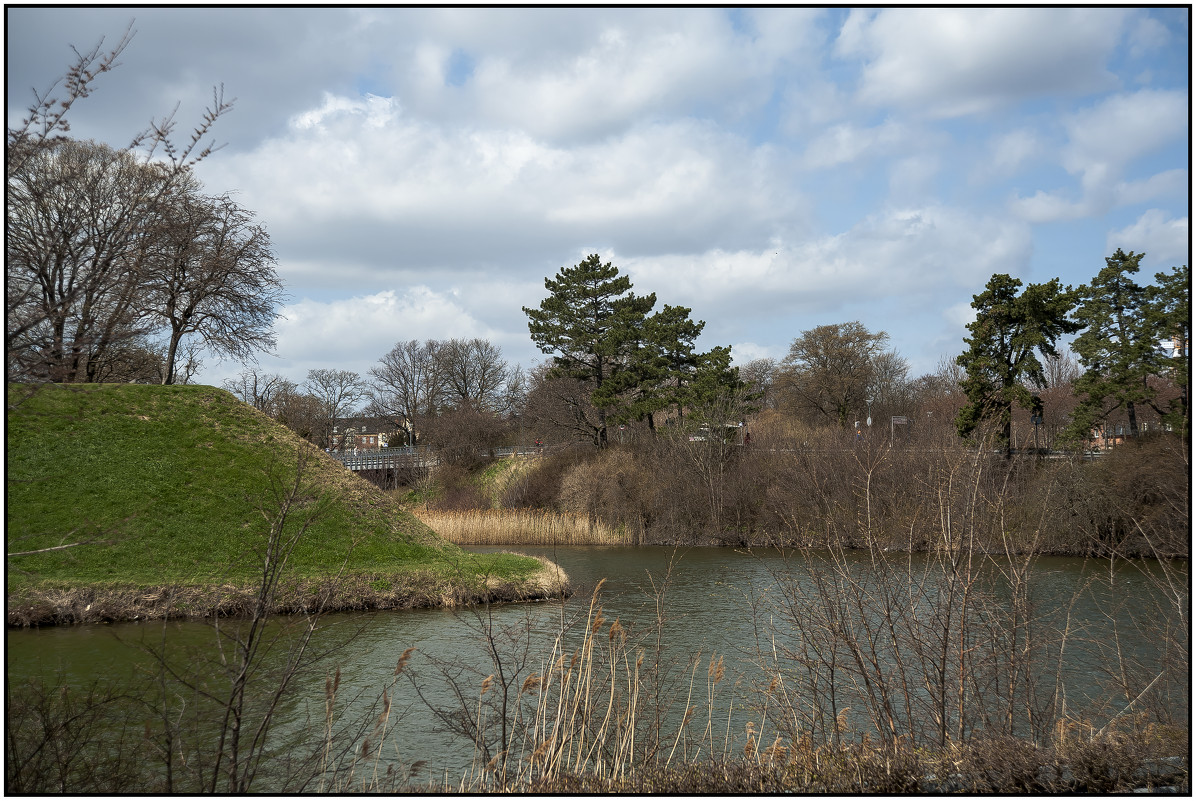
xmin=413 ymin=509 xmax=628 ymax=546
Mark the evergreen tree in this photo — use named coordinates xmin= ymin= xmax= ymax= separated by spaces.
xmin=523 ymin=254 xmax=654 ymax=446
xmin=1149 ymin=262 xmax=1190 ymax=433
xmin=688 ymin=345 xmax=746 ymax=411
xmin=1065 ymin=249 xmax=1164 ymax=440
xmin=955 ymin=274 xmax=1078 ymax=455
xmin=650 ymin=304 xmax=707 ymax=422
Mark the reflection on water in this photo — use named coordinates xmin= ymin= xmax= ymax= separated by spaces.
xmin=7 ymin=546 xmax=1187 ymax=786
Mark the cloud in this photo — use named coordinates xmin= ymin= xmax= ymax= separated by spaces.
xmin=800 ymin=119 xmax=908 ymax=169
xmin=944 ymin=300 xmax=978 ymax=328
xmin=5 ymin=7 xmax=1186 ymax=388
xmin=1009 ymin=191 xmax=1090 ymax=224
xmin=971 ymin=128 xmax=1043 ymax=182
xmin=1062 ymin=89 xmax=1188 ymax=177
xmin=381 ymin=8 xmax=797 ymax=143
xmin=625 ymin=205 xmax=1032 ymax=317
xmin=1010 ymin=89 xmax=1187 ymax=222
xmin=198 ymin=95 xmax=806 ymax=272
xmin=1128 ymin=15 xmax=1172 ymax=60
xmin=837 ymin=8 xmax=1128 ymax=117
xmin=274 ymin=288 xmax=493 ymax=371
xmin=1106 ymin=210 xmax=1190 ymax=268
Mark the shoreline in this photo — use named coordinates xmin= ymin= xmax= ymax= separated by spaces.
xmin=413 ymin=506 xmax=1189 ymax=559
xmin=6 ymin=556 xmax=571 ymax=628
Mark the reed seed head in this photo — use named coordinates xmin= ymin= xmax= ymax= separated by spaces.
xmin=520 ymin=672 xmax=541 ymax=694
xmin=608 ymin=618 xmax=623 ymax=641
xmin=395 ymin=646 xmax=415 ymax=676
xmin=708 ymin=654 xmax=725 ymax=684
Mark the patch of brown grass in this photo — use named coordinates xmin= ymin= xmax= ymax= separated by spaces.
xmin=412 ymin=508 xmax=627 ymax=546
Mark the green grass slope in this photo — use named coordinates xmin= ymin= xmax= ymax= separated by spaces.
xmin=6 ymin=384 xmax=560 ymax=624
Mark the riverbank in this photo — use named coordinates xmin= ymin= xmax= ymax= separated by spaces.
xmin=416 ymin=436 xmax=1189 ymax=558
xmin=6 ymin=556 xmax=570 ymax=627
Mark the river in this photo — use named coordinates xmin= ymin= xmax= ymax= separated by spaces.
xmin=7 ymin=546 xmax=1188 ymax=790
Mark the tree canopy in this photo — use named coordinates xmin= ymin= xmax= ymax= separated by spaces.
xmin=779 ymin=322 xmax=896 ymax=429
xmin=524 ymin=254 xmax=741 ymax=446
xmin=6 ymin=33 xmax=277 ymax=386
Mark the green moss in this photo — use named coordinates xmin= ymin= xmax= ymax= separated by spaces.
xmin=6 ymin=384 xmax=541 ymax=599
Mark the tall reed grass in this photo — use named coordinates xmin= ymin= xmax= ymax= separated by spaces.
xmin=414 ymin=509 xmax=627 ymax=546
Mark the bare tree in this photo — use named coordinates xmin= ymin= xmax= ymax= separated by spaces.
xmin=304 ymin=369 xmax=366 ymax=448
xmin=222 ymin=368 xmax=296 ymax=415
xmin=273 ymin=388 xmax=323 ymax=444
xmin=436 ymin=338 xmax=511 ymax=413
xmin=142 ymin=184 xmax=282 ymax=384
xmin=521 ymin=362 xmax=605 ymax=446
xmin=6 ymin=26 xmax=236 ymax=384
xmin=365 ymin=340 xmax=444 ymax=446
xmin=6 ymin=26 xmax=135 ymax=178
xmin=778 ymin=322 xmax=892 ymax=429
xmin=7 ymin=140 xmax=168 ymax=382
xmin=907 ymin=359 xmax=966 ymax=446
xmin=738 ymin=358 xmax=778 ymax=410
xmin=867 ymin=350 xmax=912 ymax=422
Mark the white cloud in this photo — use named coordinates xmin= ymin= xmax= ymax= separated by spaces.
xmin=1114 ymin=169 xmax=1188 ymax=207
xmin=199 ymin=97 xmax=804 ymax=270
xmin=1128 ymin=15 xmax=1171 ymax=59
xmin=1010 ymin=89 xmax=1188 ymax=222
xmin=6 ymin=7 xmax=1186 ymax=387
xmin=800 ymin=119 xmax=908 ymax=169
xmin=274 ymin=288 xmax=493 ymax=371
xmin=943 ymin=301 xmax=977 ymax=330
xmin=888 ymin=155 xmax=940 ymax=204
xmin=1106 ymin=210 xmax=1190 ymax=267
xmin=1010 ymin=165 xmax=1187 ymax=224
xmin=1061 ymin=89 xmax=1188 ymax=178
xmin=391 ymin=9 xmax=785 ymax=142
xmin=838 ymin=8 xmax=1128 ymax=117
xmin=729 ymin=342 xmax=782 ymax=365
xmin=1009 ymin=190 xmax=1090 ymax=224
xmin=972 ymin=128 xmax=1042 ymax=182
xmin=625 ymin=205 xmax=1032 ymax=314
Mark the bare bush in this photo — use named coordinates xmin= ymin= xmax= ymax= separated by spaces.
xmin=557 ymin=447 xmax=655 ymax=544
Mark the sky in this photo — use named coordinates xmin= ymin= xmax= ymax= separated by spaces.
xmin=6 ymin=6 xmax=1191 ymax=390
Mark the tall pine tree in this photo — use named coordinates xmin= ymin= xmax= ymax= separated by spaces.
xmin=1065 ymin=249 xmax=1164 ymax=440
xmin=1149 ymin=262 xmax=1190 ymax=434
xmin=523 ymin=254 xmax=654 ymax=446
xmin=955 ymin=273 xmax=1078 ymax=455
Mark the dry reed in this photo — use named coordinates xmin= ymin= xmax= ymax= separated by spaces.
xmin=414 ymin=509 xmax=627 ymax=546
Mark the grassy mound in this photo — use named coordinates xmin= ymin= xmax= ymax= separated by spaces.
xmin=6 ymin=384 xmax=564 ymax=625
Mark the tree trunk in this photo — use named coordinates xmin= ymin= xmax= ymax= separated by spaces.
xmin=162 ymin=325 xmax=184 ymax=385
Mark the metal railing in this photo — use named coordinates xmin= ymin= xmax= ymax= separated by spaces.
xmin=327 ymin=444 xmax=546 ymax=471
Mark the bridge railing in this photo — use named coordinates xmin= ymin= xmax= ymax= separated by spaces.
xmin=326 ymin=444 xmax=547 ymax=471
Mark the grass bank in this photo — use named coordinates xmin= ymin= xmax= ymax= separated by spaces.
xmin=6 ymin=384 xmax=566 ymax=626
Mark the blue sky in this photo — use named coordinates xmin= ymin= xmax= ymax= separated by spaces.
xmin=7 ymin=7 xmax=1190 ymax=388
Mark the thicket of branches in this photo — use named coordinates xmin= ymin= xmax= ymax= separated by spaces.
xmin=6 ymin=28 xmax=283 ymax=386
